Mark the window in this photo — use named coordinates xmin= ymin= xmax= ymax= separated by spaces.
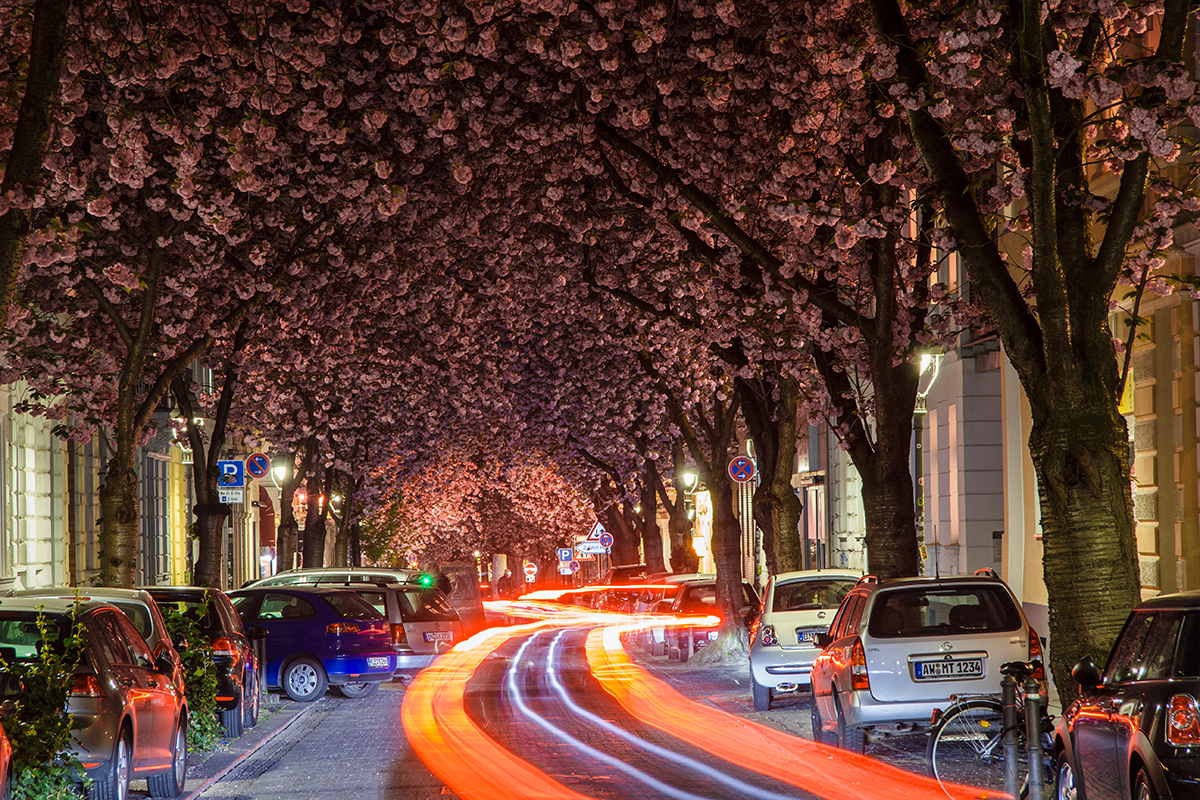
xmin=827 ymin=592 xmax=863 ymax=640
xmin=111 ymin=602 xmax=153 ymax=642
xmin=324 ymin=592 xmax=383 ymax=620
xmin=867 ymin=586 xmax=1023 ymax=638
xmin=1105 ymin=611 xmax=1183 ymax=683
xmin=398 ymin=589 xmax=460 ymax=623
xmin=114 ymin=611 xmax=155 ymax=669
xmin=356 ymin=591 xmax=388 ymax=617
xmin=773 ymin=579 xmax=856 ymax=613
xmin=92 ymin=611 xmax=136 ymax=665
xmin=258 ymin=594 xmax=316 ymax=621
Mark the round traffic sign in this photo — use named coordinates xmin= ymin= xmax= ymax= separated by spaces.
xmin=523 ymin=562 xmax=538 ymax=576
xmin=246 ymin=453 xmax=271 ymax=480
xmin=729 ymin=455 xmax=756 ymax=483
xmin=569 ymin=560 xmax=579 ymax=573
xmin=599 ymin=532 xmax=613 ymax=548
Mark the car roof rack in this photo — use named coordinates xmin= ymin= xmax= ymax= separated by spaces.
xmin=973 ymin=568 xmax=1000 ymax=579
xmin=855 ymin=575 xmax=879 ymax=586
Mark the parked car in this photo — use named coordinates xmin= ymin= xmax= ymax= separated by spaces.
xmin=12 ymin=587 xmax=185 ymax=693
xmin=1053 ymin=589 xmax=1200 ymax=800
xmin=0 ymin=596 xmax=188 ymax=799
xmin=144 ymin=586 xmax=262 ymax=737
xmin=0 ymin=673 xmax=17 ymax=800
xmin=245 ymin=567 xmax=414 ymax=589
xmin=331 ymin=581 xmax=463 ymax=674
xmin=603 ymin=564 xmax=651 ymax=585
xmin=665 ymin=578 xmax=761 ymax=662
xmin=226 ymin=587 xmax=396 ymax=701
xmin=748 ymin=569 xmax=860 ymax=710
xmin=810 ymin=570 xmax=1043 ymax=752
xmin=634 ymin=574 xmax=713 ymax=655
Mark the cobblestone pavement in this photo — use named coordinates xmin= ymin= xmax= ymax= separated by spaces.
xmin=182 ymin=683 xmax=453 ymax=800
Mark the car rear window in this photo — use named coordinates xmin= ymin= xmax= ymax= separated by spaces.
xmin=772 ymin=579 xmax=856 ymax=613
xmin=324 ymin=592 xmax=384 ymax=620
xmin=867 ymin=585 xmax=1022 ymax=638
xmin=0 ymin=612 xmax=71 ymax=661
xmin=397 ymin=588 xmax=459 ymax=623
xmin=152 ymin=594 xmax=222 ymax=636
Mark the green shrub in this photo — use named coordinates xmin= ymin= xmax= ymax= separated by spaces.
xmin=6 ymin=611 xmax=88 ymax=800
xmin=160 ymin=600 xmax=222 ymax=751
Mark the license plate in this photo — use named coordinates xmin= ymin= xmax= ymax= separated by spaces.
xmin=707 ymin=631 xmax=718 ymax=640
xmin=798 ymin=630 xmax=818 ymax=644
xmin=914 ymin=657 xmax=984 ymax=680
xmin=423 ymin=631 xmax=453 ymax=642
xmin=367 ymin=656 xmax=390 ymax=669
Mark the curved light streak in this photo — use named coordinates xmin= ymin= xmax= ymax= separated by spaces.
xmin=401 ymin=619 xmax=594 ymax=800
xmin=542 ymin=629 xmax=805 ymax=800
xmin=505 ymin=634 xmax=722 ymax=800
xmin=586 ymin=624 xmax=1002 ymax=800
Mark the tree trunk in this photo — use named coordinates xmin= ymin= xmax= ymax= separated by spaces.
xmin=709 ymin=469 xmax=746 ymax=636
xmin=0 ymin=0 xmax=70 ymax=335
xmin=302 ymin=468 xmax=327 ymax=568
xmin=99 ymin=457 xmax=139 ymax=587
xmin=740 ymin=372 xmax=805 ymax=574
xmin=192 ymin=504 xmax=229 ymax=588
xmin=1031 ymin=390 xmax=1139 ymax=704
xmin=639 ymin=476 xmax=666 ymax=573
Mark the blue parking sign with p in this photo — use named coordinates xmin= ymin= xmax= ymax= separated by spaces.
xmin=557 ymin=548 xmax=573 ymax=562
xmin=217 ymin=460 xmax=245 ymax=488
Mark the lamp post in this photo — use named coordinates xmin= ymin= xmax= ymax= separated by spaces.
xmin=914 ymin=352 xmax=942 ymax=574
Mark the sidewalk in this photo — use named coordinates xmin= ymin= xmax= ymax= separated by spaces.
xmin=128 ymin=693 xmax=318 ymax=799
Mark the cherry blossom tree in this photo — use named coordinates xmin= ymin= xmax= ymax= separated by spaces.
xmin=859 ymin=0 xmax=1197 ymax=698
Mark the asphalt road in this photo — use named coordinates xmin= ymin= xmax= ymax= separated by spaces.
xmin=173 ymin=632 xmax=937 ymax=800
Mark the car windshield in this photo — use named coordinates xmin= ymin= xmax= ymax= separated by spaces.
xmin=772 ymin=579 xmax=856 ymax=613
xmin=867 ymin=586 xmax=1023 ymax=638
xmin=397 ymin=588 xmax=459 ymax=623
xmin=324 ymin=592 xmax=384 ymax=620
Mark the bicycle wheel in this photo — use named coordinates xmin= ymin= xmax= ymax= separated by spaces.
xmin=927 ymin=699 xmax=1017 ymax=796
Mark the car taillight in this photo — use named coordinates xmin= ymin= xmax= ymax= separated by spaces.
xmin=391 ymin=623 xmax=408 ymax=647
xmin=211 ymin=637 xmax=235 ymax=657
xmin=1027 ymin=626 xmax=1046 ymax=680
xmin=327 ymin=623 xmax=360 ymax=634
xmin=71 ymin=675 xmax=102 ymax=698
xmin=760 ymin=625 xmax=778 ymax=647
xmin=1168 ymin=694 xmax=1200 ymax=746
xmin=850 ymin=638 xmax=870 ymax=691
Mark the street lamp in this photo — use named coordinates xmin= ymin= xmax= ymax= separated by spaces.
xmin=914 ymin=351 xmax=943 ymax=574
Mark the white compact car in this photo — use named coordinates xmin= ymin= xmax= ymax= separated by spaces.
xmin=748 ymin=570 xmax=859 ymax=710
xmin=809 ymin=570 xmax=1044 ymax=751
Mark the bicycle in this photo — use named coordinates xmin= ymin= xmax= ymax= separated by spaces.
xmin=926 ymin=660 xmax=1055 ymax=799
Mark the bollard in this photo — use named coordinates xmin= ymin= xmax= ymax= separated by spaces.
xmin=1025 ymin=676 xmax=1046 ymax=800
xmin=1001 ymin=674 xmax=1019 ymax=800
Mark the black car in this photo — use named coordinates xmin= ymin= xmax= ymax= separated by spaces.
xmin=145 ymin=587 xmax=262 ymax=738
xmin=1054 ymin=589 xmax=1200 ymax=799
xmin=665 ymin=579 xmax=760 ymax=662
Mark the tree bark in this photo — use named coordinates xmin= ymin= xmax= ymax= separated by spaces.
xmin=302 ymin=466 xmax=328 ymax=568
xmin=0 ymin=0 xmax=70 ymax=335
xmin=739 ymin=371 xmax=803 ymax=573
xmin=639 ymin=468 xmax=666 ymax=573
xmin=99 ymin=456 xmax=139 ymax=587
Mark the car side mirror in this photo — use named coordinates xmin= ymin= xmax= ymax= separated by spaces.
xmin=1072 ymin=656 xmax=1103 ymax=688
xmin=0 ymin=699 xmax=14 ymax=720
xmin=155 ymin=652 xmax=175 ymax=676
xmin=248 ymin=625 xmax=269 ymax=640
xmin=815 ymin=632 xmax=833 ymax=648
xmin=0 ymin=673 xmax=22 ymax=700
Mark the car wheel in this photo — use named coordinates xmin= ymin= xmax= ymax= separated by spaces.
xmin=835 ymin=691 xmax=865 ymax=753
xmin=282 ymin=656 xmax=328 ymax=702
xmin=652 ymin=640 xmax=666 ymax=657
xmin=811 ymin=697 xmax=828 ymax=744
xmin=1055 ymin=755 xmax=1078 ymax=800
xmin=1134 ymin=768 xmax=1158 ymax=800
xmin=336 ymin=681 xmax=380 ymax=699
xmin=751 ymin=677 xmax=771 ymax=711
xmin=243 ymin=670 xmax=260 ymax=729
xmin=88 ymin=729 xmax=130 ymax=800
xmin=679 ymin=634 xmax=691 ymax=663
xmin=146 ymin=720 xmax=186 ymax=798
xmin=219 ymin=687 xmax=244 ymax=738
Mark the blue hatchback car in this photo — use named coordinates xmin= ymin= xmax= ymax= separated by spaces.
xmin=227 ymin=586 xmax=396 ymax=701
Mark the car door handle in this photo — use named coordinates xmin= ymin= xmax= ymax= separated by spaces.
xmin=119 ymin=679 xmax=134 ymax=688
xmin=147 ymin=680 xmax=158 ymax=688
